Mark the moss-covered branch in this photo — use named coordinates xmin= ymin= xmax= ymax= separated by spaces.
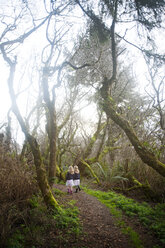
xmin=83 ymin=112 xmax=106 ymax=159
xmin=127 ymin=175 xmax=160 ymax=200
xmin=98 ymin=145 xmax=121 ymax=161
xmin=102 ymin=97 xmax=165 ymax=177
xmin=80 ymin=158 xmax=100 ymax=184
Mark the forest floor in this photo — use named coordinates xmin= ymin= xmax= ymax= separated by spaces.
xmin=53 ymin=184 xmax=161 ymax=248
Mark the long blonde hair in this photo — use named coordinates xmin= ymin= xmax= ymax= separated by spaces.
xmin=68 ymin=165 xmax=74 ymax=174
xmin=74 ymin=165 xmax=79 ymax=173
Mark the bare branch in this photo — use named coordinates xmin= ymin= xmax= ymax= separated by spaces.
xmin=0 ymin=13 xmax=50 ymax=48
xmin=116 ymin=33 xmax=165 ymax=63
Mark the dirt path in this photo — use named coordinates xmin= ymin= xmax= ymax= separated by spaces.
xmin=54 ymin=184 xmax=134 ymax=248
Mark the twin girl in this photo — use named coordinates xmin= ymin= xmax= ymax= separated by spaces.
xmin=66 ymin=165 xmax=81 ymax=194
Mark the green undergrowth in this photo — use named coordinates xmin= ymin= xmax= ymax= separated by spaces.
xmin=6 ymin=190 xmax=81 ymax=248
xmin=84 ymin=188 xmax=165 ymax=248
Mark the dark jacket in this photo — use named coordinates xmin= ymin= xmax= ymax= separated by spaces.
xmin=73 ymin=172 xmax=80 ymax=180
xmin=66 ymin=172 xmax=74 ymax=181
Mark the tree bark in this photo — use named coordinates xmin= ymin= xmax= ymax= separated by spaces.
xmin=83 ymin=112 xmax=105 ymax=159
xmin=42 ymin=72 xmax=57 ymax=186
xmin=101 ymin=96 xmax=165 ymax=177
xmin=4 ymin=57 xmax=59 ymax=210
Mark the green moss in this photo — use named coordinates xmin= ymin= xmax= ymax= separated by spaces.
xmin=108 ymin=96 xmax=115 ymax=103
xmin=88 ymin=157 xmax=97 ymax=163
xmin=46 ymin=191 xmax=61 ymax=211
xmin=91 ymin=136 xmax=96 ymax=142
xmin=81 ymin=159 xmax=100 ymax=184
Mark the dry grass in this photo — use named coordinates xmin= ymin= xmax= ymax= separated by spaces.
xmin=0 ymin=145 xmax=38 ymax=245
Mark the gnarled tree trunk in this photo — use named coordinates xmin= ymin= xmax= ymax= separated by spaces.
xmin=4 ymin=57 xmax=59 ymax=210
xmin=42 ymin=71 xmax=57 ymax=186
xmin=100 ymin=91 xmax=165 ymax=177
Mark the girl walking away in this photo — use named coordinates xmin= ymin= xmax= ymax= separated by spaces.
xmin=66 ymin=166 xmax=74 ymax=194
xmin=73 ymin=165 xmax=81 ymax=193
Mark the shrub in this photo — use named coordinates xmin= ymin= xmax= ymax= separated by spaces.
xmin=0 ymin=146 xmax=38 ymax=246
